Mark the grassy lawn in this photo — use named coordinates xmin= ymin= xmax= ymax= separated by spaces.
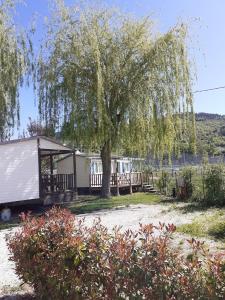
xmin=177 ymin=209 xmax=225 ymax=241
xmin=65 ymin=193 xmax=161 ymax=214
xmin=0 ymin=193 xmax=161 ymax=230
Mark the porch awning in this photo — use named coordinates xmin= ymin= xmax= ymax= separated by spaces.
xmin=38 ymin=136 xmax=74 ymax=156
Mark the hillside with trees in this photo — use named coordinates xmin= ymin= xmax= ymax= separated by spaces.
xmin=195 ymin=112 xmax=225 ymax=156
xmin=146 ymin=113 xmax=225 ymax=167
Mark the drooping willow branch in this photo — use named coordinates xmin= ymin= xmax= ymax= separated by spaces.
xmin=0 ymin=0 xmax=33 ymax=140
xmin=37 ymin=2 xmax=196 ymax=160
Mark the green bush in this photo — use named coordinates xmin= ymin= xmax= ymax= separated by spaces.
xmin=7 ymin=207 xmax=225 ymax=300
xmin=180 ymin=167 xmax=194 ymax=199
xmin=203 ymin=164 xmax=225 ymax=206
xmin=157 ymin=171 xmax=172 ymax=195
xmin=172 ymin=167 xmax=195 ymax=200
xmin=208 ymin=221 xmax=225 ymax=239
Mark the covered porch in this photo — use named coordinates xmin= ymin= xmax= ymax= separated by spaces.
xmin=37 ymin=137 xmax=78 ymax=204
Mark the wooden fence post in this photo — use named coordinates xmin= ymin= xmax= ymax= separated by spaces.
xmin=89 ymin=174 xmax=92 ymax=195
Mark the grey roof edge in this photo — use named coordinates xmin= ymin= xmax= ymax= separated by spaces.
xmin=0 ymin=136 xmax=38 ymax=146
xmin=38 ymin=136 xmax=72 ymax=150
xmin=0 ymin=135 xmax=72 ymax=150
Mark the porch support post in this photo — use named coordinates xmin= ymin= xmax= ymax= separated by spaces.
xmin=129 ymin=172 xmax=133 ymax=195
xmin=116 ymin=173 xmax=120 ymax=196
xmin=141 ymin=172 xmax=143 ymax=189
xmin=50 ymin=154 xmax=54 ymax=192
xmin=89 ymin=173 xmax=92 ymax=195
xmin=73 ymin=150 xmax=78 ymax=200
xmin=37 ymin=138 xmax=42 ymax=200
xmin=151 ymin=171 xmax=154 ymax=188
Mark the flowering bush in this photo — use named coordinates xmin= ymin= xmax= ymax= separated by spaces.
xmin=8 ymin=207 xmax=225 ymax=299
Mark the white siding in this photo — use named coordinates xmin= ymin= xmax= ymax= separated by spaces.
xmin=0 ymin=139 xmax=39 ymax=204
xmin=57 ymin=155 xmax=90 ymax=188
xmin=57 ymin=155 xmax=73 ymax=174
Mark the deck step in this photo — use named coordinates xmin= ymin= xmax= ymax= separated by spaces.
xmin=144 ymin=186 xmax=155 ymax=190
xmin=145 ymin=189 xmax=157 ymax=193
xmin=142 ymin=184 xmax=157 ymax=193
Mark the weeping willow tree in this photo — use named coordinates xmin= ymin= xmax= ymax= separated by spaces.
xmin=37 ymin=1 xmax=196 ymax=198
xmin=0 ymin=0 xmax=32 ymax=140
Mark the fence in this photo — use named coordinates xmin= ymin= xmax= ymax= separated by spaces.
xmin=154 ymin=165 xmax=225 ymax=204
xmin=42 ymin=174 xmax=75 ymax=193
xmin=90 ymin=172 xmax=153 ymax=188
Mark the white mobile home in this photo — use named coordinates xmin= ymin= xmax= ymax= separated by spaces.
xmin=0 ymin=136 xmax=76 ymax=205
xmin=57 ymin=153 xmax=144 ymax=194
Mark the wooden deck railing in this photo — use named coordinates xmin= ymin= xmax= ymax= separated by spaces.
xmin=42 ymin=174 xmax=75 ymax=193
xmin=42 ymin=172 xmax=154 ymax=193
xmin=90 ymin=172 xmax=152 ymax=188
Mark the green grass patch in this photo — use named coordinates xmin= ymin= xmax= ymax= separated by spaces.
xmin=177 ymin=210 xmax=225 ymax=241
xmin=0 ymin=219 xmax=20 ymax=230
xmin=177 ymin=222 xmax=206 ymax=237
xmin=66 ymin=193 xmax=161 ymax=214
xmin=208 ymin=221 xmax=225 ymax=239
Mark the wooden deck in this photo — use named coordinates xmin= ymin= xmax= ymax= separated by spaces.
xmin=41 ymin=172 xmax=153 ymax=198
xmin=90 ymin=172 xmax=153 ymax=188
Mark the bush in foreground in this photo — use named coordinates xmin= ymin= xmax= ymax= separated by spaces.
xmin=7 ymin=207 xmax=225 ymax=300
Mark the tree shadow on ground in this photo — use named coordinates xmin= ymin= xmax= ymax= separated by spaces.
xmin=160 ymin=198 xmax=212 ymax=213
xmin=176 ymin=203 xmax=210 ymax=213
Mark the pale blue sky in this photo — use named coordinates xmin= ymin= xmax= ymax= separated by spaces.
xmin=15 ymin=0 xmax=225 ymax=134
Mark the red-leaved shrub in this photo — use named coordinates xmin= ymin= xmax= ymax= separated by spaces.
xmin=7 ymin=207 xmax=225 ymax=299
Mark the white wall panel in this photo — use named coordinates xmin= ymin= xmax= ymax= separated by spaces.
xmin=0 ymin=139 xmax=39 ymax=203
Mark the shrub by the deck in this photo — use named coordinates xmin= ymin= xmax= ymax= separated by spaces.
xmin=8 ymin=207 xmax=225 ymax=300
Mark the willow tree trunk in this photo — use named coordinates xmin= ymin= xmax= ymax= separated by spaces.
xmin=100 ymin=140 xmax=112 ymax=198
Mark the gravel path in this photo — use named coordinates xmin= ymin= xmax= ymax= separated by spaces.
xmin=0 ymin=202 xmax=223 ymax=296
xmin=79 ymin=203 xmax=202 ymax=230
xmin=0 ymin=228 xmax=21 ymax=289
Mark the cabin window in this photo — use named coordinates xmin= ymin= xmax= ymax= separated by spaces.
xmin=91 ymin=161 xmax=102 ymax=174
xmin=116 ymin=161 xmax=131 ymax=173
xmin=122 ymin=162 xmax=131 ymax=173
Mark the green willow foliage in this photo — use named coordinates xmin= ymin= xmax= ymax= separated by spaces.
xmin=0 ymin=0 xmax=32 ymax=140
xmin=37 ymin=1 xmax=195 ymax=159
